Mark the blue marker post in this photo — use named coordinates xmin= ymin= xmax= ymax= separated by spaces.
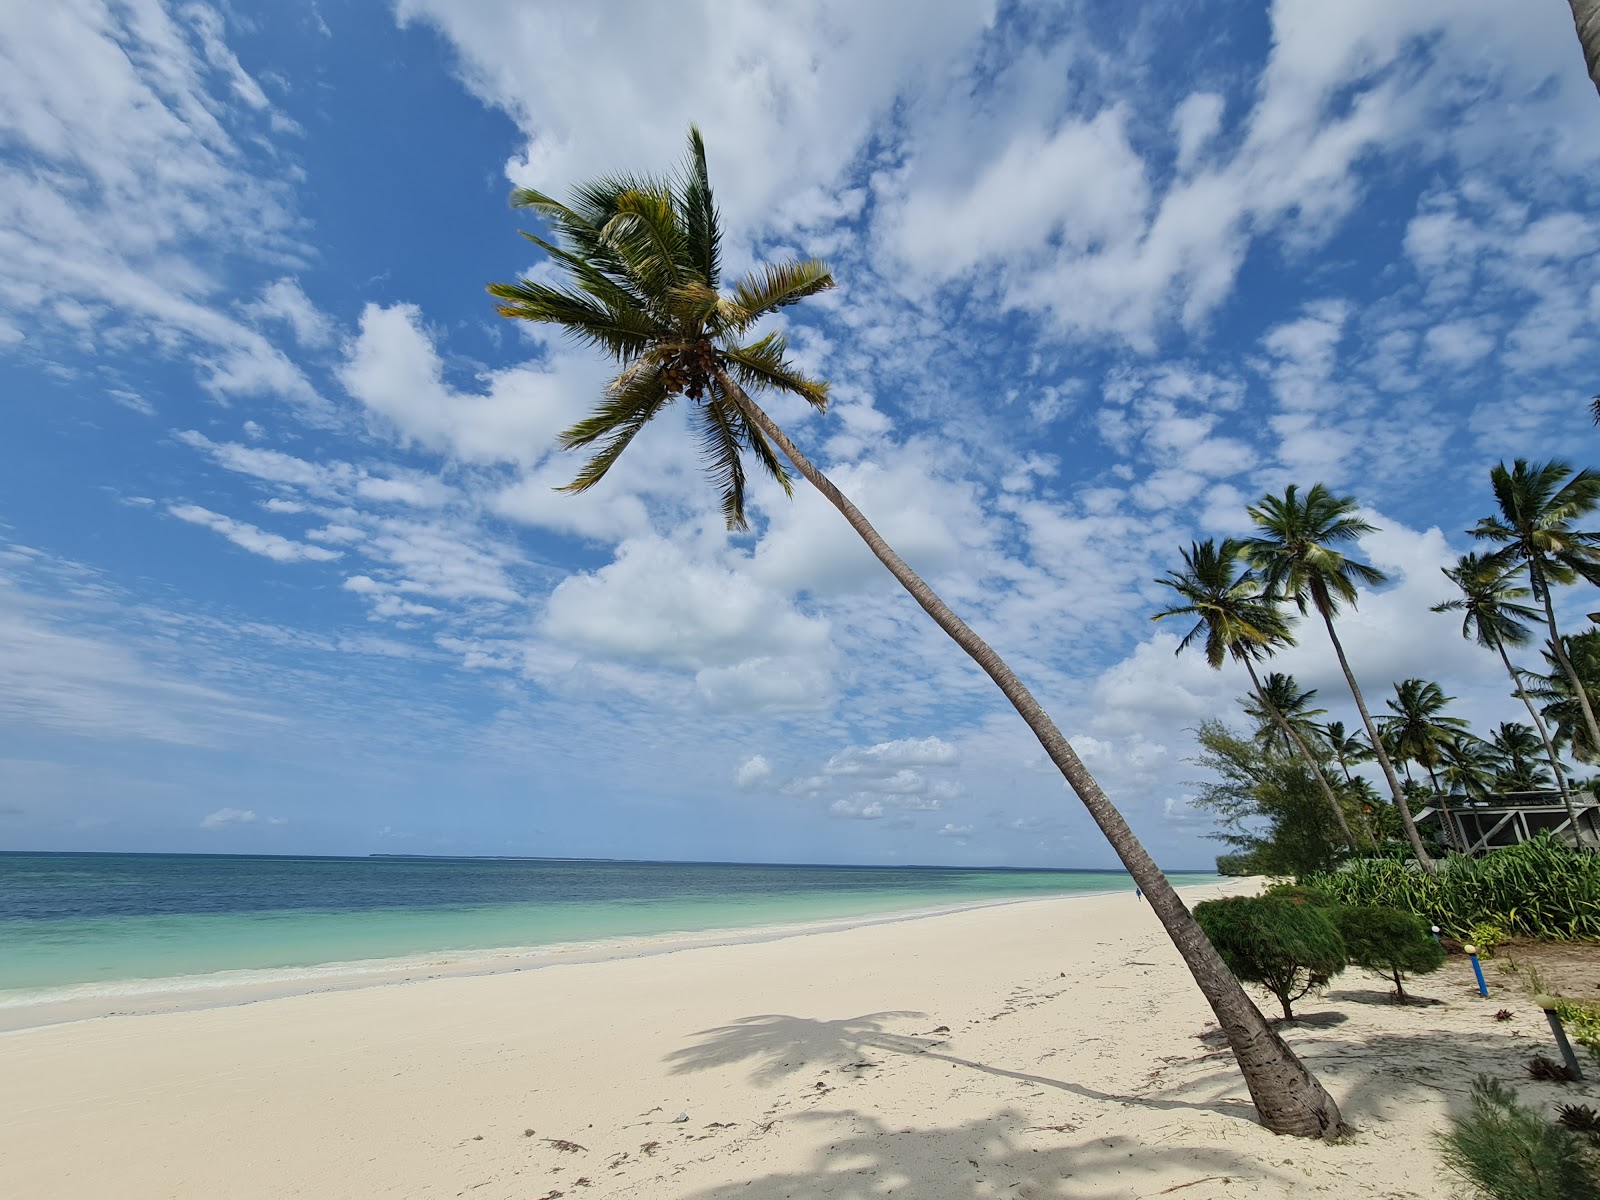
xmin=1430 ymin=925 xmax=1441 ymax=945
xmin=1536 ymin=993 xmax=1585 ymax=1081
xmin=1463 ymin=944 xmax=1488 ymax=998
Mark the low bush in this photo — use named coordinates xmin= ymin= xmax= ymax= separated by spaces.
xmin=1333 ymin=904 xmax=1445 ymax=1001
xmin=1439 ymin=1076 xmax=1600 ymax=1199
xmin=1194 ymin=894 xmax=1346 ymax=1020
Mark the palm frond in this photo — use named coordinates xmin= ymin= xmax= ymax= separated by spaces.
xmin=727 ymin=260 xmax=836 ymax=330
xmin=722 ymin=333 xmax=829 ymax=410
xmin=487 ymin=280 xmax=659 ymax=361
xmin=678 ymin=126 xmax=722 ymax=289
xmin=556 ymin=365 xmax=675 ymax=492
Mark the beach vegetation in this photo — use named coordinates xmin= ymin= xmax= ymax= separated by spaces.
xmin=1303 ymin=836 xmax=1600 ymax=940
xmin=1331 ymin=904 xmax=1445 ymax=1001
xmin=1241 ymin=485 xmax=1434 ymax=868
xmin=1187 ymin=720 xmax=1352 ymax=881
xmin=492 ymin=126 xmax=1348 ymax=1139
xmin=1193 ymin=894 xmax=1346 ymax=1020
xmin=1439 ymin=1076 xmax=1600 ymax=1200
xmin=1153 ymin=539 xmax=1363 ymax=848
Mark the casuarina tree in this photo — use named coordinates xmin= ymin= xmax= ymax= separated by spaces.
xmin=489 ymin=128 xmax=1346 ymax=1138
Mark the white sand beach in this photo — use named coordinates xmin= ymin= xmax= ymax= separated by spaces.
xmin=1 ymin=880 xmax=1588 ymax=1198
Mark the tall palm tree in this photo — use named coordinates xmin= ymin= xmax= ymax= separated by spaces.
xmin=1572 ymin=0 xmax=1600 ymax=98
xmin=1153 ymin=540 xmax=1360 ymax=848
xmin=1487 ymin=722 xmax=1555 ymax=792
xmin=1472 ymin=459 xmax=1600 ymax=770
xmin=1433 ymin=551 xmax=1577 ymax=827
xmin=492 ymin=130 xmax=1346 ymax=1138
xmin=1381 ymin=678 xmax=1473 ymax=851
xmin=1441 ymin=734 xmax=1499 ymax=801
xmin=1242 ymin=485 xmax=1435 ymax=869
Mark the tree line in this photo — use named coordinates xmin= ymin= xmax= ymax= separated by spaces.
xmin=1155 ymin=465 xmax=1600 ymax=876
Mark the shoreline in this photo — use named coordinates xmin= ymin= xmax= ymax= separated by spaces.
xmin=5 ymin=878 xmax=1568 ymax=1199
xmin=0 ymin=887 xmax=1137 ymax=1034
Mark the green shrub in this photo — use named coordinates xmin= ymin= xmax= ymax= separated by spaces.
xmin=1303 ymin=835 xmax=1600 ymax=940
xmin=1473 ymin=920 xmax=1511 ymax=956
xmin=1194 ymin=895 xmax=1346 ymax=1020
xmin=1438 ymin=1076 xmax=1600 ymax=1199
xmin=1333 ymin=904 xmax=1445 ymax=1001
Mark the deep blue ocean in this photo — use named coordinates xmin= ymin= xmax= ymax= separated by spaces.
xmin=0 ymin=853 xmax=1216 ymax=998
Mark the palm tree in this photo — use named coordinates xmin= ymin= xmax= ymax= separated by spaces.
xmin=1381 ymin=679 xmax=1473 ymax=851
xmin=1242 ymin=485 xmax=1435 ymax=869
xmin=1433 ymin=551 xmax=1577 ymax=827
xmin=1153 ymin=540 xmax=1360 ymax=848
xmin=1572 ymin=0 xmax=1600 ymax=98
xmin=1487 ymin=722 xmax=1555 ymax=792
xmin=1244 ymin=673 xmax=1327 ymax=756
xmin=491 ymin=130 xmax=1346 ymax=1138
xmin=1530 ymin=631 xmax=1600 ymax=765
xmin=1471 ymin=460 xmax=1600 ymax=771
xmin=1321 ymin=719 xmax=1370 ymax=785
xmin=1441 ymin=734 xmax=1499 ymax=801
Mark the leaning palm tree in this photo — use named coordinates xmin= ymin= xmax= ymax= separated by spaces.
xmin=1472 ymin=460 xmax=1600 ymax=770
xmin=1572 ymin=0 xmax=1600 ymax=98
xmin=1381 ymin=678 xmax=1473 ymax=851
xmin=491 ymin=130 xmax=1345 ymax=1137
xmin=1242 ymin=485 xmax=1435 ymax=869
xmin=1153 ymin=540 xmax=1361 ymax=848
xmin=1244 ymin=673 xmax=1326 ymax=756
xmin=1434 ymin=551 xmax=1577 ymax=828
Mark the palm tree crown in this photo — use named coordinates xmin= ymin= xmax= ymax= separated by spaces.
xmin=1382 ymin=678 xmax=1471 ymax=777
xmin=1245 ymin=674 xmax=1327 ymax=756
xmin=1471 ymin=459 xmax=1600 ymax=599
xmin=1433 ymin=552 xmax=1539 ymax=650
xmin=1151 ymin=539 xmax=1295 ymax=668
xmin=1240 ymin=484 xmax=1387 ymax=619
xmin=488 ymin=127 xmax=834 ymax=530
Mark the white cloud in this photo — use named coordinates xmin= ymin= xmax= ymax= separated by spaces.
xmin=824 ymin=736 xmax=958 ymax=776
xmin=201 ymin=807 xmax=258 ymax=829
xmin=734 ymin=754 xmax=773 ymax=789
xmin=168 ymin=504 xmax=342 ymax=564
xmin=543 ymin=536 xmax=830 ymax=671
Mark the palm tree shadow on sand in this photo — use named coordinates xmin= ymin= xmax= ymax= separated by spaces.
xmin=677 ymin=1107 xmax=1283 ymax=1200
xmin=664 ymin=1011 xmax=1258 ymax=1121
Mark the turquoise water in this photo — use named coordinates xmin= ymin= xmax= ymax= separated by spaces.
xmin=0 ymin=853 xmax=1217 ymax=996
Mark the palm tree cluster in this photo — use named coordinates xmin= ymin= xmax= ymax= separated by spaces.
xmin=1156 ymin=465 xmax=1600 ymax=875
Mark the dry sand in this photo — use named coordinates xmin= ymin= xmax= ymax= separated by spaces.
xmin=2 ymin=880 xmax=1592 ymax=1198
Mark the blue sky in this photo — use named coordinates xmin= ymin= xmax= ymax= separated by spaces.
xmin=2 ymin=0 xmax=1598 ymax=868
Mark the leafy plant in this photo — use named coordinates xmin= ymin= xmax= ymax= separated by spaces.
xmin=1194 ymin=895 xmax=1346 ymax=1020
xmin=1439 ymin=1076 xmax=1600 ymax=1198
xmin=1304 ymin=836 xmax=1600 ymax=940
xmin=1557 ymin=1003 xmax=1600 ymax=1068
xmin=1332 ymin=904 xmax=1446 ymax=1001
xmin=1473 ymin=921 xmax=1511 ymax=956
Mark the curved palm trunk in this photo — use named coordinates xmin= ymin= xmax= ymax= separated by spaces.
xmin=1572 ymin=0 xmax=1600 ymax=97
xmin=1495 ymin=638 xmax=1582 ymax=841
xmin=724 ymin=376 xmax=1347 ymax=1139
xmin=1240 ymin=659 xmax=1361 ymax=848
xmin=1316 ymin=608 xmax=1437 ymax=871
xmin=1534 ymin=562 xmax=1600 ymax=762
